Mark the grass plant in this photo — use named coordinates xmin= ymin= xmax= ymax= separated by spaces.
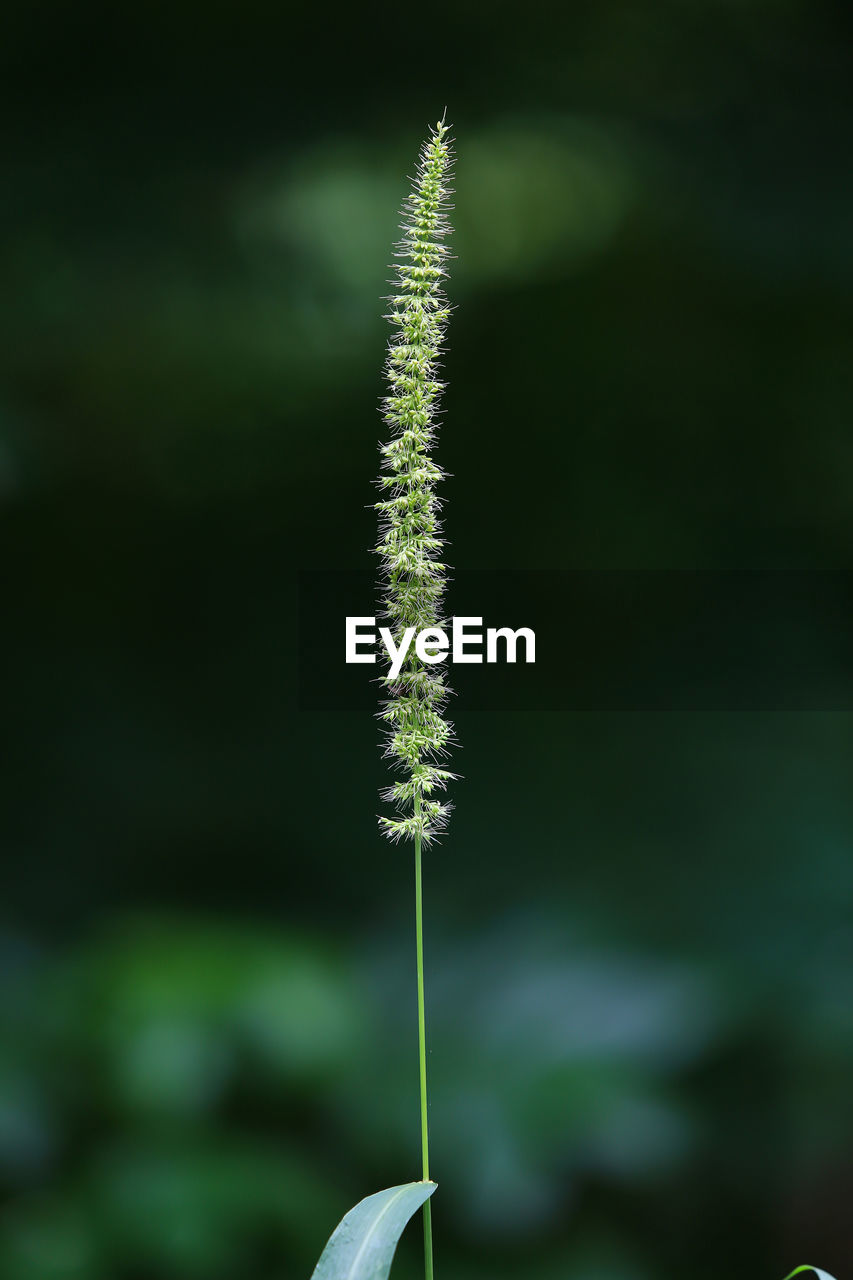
xmin=309 ymin=116 xmax=837 ymax=1280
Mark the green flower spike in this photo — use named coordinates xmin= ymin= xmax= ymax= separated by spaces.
xmin=375 ymin=118 xmax=457 ymax=847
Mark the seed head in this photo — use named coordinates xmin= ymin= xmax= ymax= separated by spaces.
xmin=375 ymin=120 xmax=457 ymax=845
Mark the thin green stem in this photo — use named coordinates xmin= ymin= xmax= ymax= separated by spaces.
xmin=414 ymin=797 xmax=434 ymax=1280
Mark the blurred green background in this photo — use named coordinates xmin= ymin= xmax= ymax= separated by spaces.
xmin=2 ymin=1 xmax=853 ymax=1277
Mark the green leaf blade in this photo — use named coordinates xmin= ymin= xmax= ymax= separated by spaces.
xmin=310 ymin=1181 xmax=437 ymax=1280
xmin=783 ymin=1269 xmax=836 ymax=1280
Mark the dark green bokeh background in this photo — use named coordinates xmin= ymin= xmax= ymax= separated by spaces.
xmin=2 ymin=2 xmax=853 ymax=1277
